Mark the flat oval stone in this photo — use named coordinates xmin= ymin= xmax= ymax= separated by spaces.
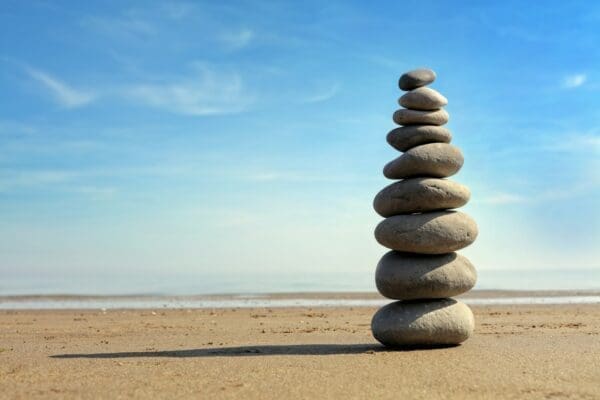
xmin=393 ymin=108 xmax=448 ymax=126
xmin=373 ymin=178 xmax=470 ymax=217
xmin=371 ymin=299 xmax=474 ymax=346
xmin=374 ymin=211 xmax=478 ymax=254
xmin=376 ymin=251 xmax=477 ymax=300
xmin=398 ymin=68 xmax=436 ymax=91
xmin=387 ymin=125 xmax=452 ymax=152
xmin=383 ymin=143 xmax=464 ymax=179
xmin=399 ymin=87 xmax=448 ymax=111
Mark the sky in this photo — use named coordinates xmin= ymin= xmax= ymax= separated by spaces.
xmin=1 ymin=1 xmax=599 ymax=293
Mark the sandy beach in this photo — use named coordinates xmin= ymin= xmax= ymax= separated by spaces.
xmin=1 ymin=303 xmax=599 ymax=399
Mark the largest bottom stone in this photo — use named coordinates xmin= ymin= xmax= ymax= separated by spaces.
xmin=371 ymin=299 xmax=474 ymax=346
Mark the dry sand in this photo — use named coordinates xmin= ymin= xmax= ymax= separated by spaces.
xmin=1 ymin=304 xmax=599 ymax=399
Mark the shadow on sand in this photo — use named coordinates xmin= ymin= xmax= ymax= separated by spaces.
xmin=51 ymin=343 xmax=457 ymax=359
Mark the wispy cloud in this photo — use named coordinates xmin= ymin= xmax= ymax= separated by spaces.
xmin=562 ymin=73 xmax=587 ymax=89
xmin=481 ymin=192 xmax=529 ymax=205
xmin=303 ymin=83 xmax=340 ymax=103
xmin=0 ymin=167 xmax=119 ymax=201
xmin=81 ymin=14 xmax=155 ymax=39
xmin=493 ymin=25 xmax=543 ymax=42
xmin=161 ymin=2 xmax=195 ymax=20
xmin=480 ymin=179 xmax=599 ymax=206
xmin=238 ymin=169 xmax=375 ymax=183
xmin=0 ymin=120 xmax=37 ymax=135
xmin=25 ymin=67 xmax=95 ymax=108
xmin=125 ymin=65 xmax=253 ymax=116
xmin=74 ymin=185 xmax=117 ymax=200
xmin=364 ymin=54 xmax=404 ymax=70
xmin=219 ymin=29 xmax=254 ymax=49
xmin=245 ymin=172 xmax=284 ymax=182
xmin=0 ymin=163 xmax=193 ymax=194
xmin=0 ymin=169 xmax=79 ymax=192
xmin=543 ymin=132 xmax=600 ymax=153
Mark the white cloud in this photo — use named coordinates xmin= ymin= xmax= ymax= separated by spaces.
xmin=126 ymin=66 xmax=253 ymax=116
xmin=219 ymin=29 xmax=254 ymax=49
xmin=303 ymin=83 xmax=340 ymax=103
xmin=25 ymin=67 xmax=95 ymax=108
xmin=562 ymin=73 xmax=587 ymax=89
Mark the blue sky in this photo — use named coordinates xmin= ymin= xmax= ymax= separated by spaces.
xmin=1 ymin=1 xmax=599 ymax=293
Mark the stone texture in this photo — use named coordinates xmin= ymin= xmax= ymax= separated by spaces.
xmin=399 ymin=87 xmax=448 ymax=111
xmin=398 ymin=68 xmax=436 ymax=91
xmin=383 ymin=143 xmax=464 ymax=179
xmin=371 ymin=69 xmax=478 ymax=348
xmin=371 ymin=299 xmax=474 ymax=346
xmin=393 ymin=108 xmax=449 ymax=126
xmin=386 ymin=125 xmax=452 ymax=152
xmin=373 ymin=178 xmax=470 ymax=217
xmin=375 ymin=251 xmax=477 ymax=300
xmin=374 ymin=211 xmax=478 ymax=254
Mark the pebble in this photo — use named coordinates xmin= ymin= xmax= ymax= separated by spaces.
xmin=393 ymin=108 xmax=449 ymax=126
xmin=371 ymin=299 xmax=474 ymax=346
xmin=398 ymin=68 xmax=436 ymax=91
xmin=374 ymin=210 xmax=478 ymax=254
xmin=399 ymin=87 xmax=448 ymax=111
xmin=386 ymin=125 xmax=452 ymax=152
xmin=375 ymin=251 xmax=477 ymax=299
xmin=383 ymin=143 xmax=464 ymax=179
xmin=373 ymin=177 xmax=470 ymax=217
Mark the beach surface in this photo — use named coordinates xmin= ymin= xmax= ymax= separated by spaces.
xmin=1 ymin=303 xmax=599 ymax=399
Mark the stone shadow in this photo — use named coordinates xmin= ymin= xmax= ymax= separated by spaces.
xmin=51 ymin=343 xmax=457 ymax=359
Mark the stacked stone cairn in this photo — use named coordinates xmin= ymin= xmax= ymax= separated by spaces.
xmin=371 ymin=68 xmax=479 ymax=347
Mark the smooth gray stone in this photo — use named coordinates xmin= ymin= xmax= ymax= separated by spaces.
xmin=393 ymin=108 xmax=448 ymax=126
xmin=371 ymin=299 xmax=474 ymax=346
xmin=386 ymin=125 xmax=452 ymax=152
xmin=374 ymin=211 xmax=478 ymax=254
xmin=373 ymin=178 xmax=470 ymax=217
xmin=398 ymin=68 xmax=436 ymax=91
xmin=383 ymin=143 xmax=464 ymax=179
xmin=375 ymin=251 xmax=477 ymax=300
xmin=399 ymin=87 xmax=448 ymax=111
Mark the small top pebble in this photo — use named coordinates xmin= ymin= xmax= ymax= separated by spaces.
xmin=399 ymin=68 xmax=436 ymax=91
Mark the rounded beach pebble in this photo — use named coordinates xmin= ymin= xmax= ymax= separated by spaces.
xmin=374 ymin=210 xmax=478 ymax=254
xmin=398 ymin=68 xmax=436 ymax=91
xmin=393 ymin=108 xmax=449 ymax=126
xmin=373 ymin=177 xmax=470 ymax=217
xmin=371 ymin=299 xmax=474 ymax=346
xmin=375 ymin=251 xmax=477 ymax=300
xmin=386 ymin=125 xmax=452 ymax=152
xmin=399 ymin=87 xmax=448 ymax=111
xmin=383 ymin=143 xmax=464 ymax=179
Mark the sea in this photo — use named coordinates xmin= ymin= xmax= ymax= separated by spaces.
xmin=1 ymin=269 xmax=599 ymax=309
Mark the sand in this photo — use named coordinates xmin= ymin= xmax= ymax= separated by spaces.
xmin=1 ymin=304 xmax=599 ymax=399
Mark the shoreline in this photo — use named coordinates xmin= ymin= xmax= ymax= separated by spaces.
xmin=2 ymin=289 xmax=600 ymax=309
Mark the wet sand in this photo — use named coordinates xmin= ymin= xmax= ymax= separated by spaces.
xmin=1 ymin=304 xmax=599 ymax=399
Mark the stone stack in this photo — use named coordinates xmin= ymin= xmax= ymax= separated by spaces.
xmin=371 ymin=68 xmax=478 ymax=347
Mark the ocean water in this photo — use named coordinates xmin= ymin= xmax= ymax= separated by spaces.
xmin=1 ymin=295 xmax=600 ymax=310
xmin=1 ymin=268 xmax=599 ymax=296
